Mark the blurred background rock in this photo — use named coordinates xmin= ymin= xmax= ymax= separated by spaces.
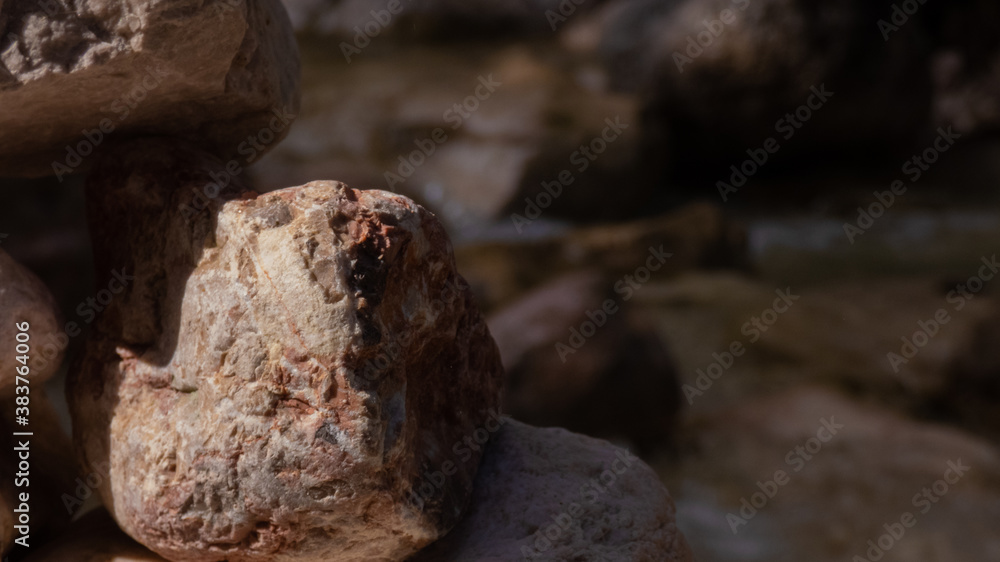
xmin=3 ymin=0 xmax=1000 ymax=559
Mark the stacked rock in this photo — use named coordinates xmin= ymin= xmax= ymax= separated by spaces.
xmin=1 ymin=1 xmax=693 ymax=560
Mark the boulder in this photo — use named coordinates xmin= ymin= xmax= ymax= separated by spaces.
xmin=672 ymin=387 xmax=1000 ymax=562
xmin=69 ymin=141 xmax=504 ymax=561
xmin=489 ymin=270 xmax=682 ymax=453
xmin=581 ymin=0 xmax=932 ymax=179
xmin=0 ymin=0 xmax=300 ymax=178
xmin=0 ymin=247 xmax=64 ymax=396
xmin=411 ymin=419 xmax=694 ymax=561
xmin=22 ymin=510 xmax=167 ymax=562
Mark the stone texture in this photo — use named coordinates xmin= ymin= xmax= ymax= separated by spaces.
xmin=411 ymin=419 xmax=693 ymax=561
xmin=670 ymin=387 xmax=1000 ymax=562
xmin=22 ymin=510 xmax=168 ymax=562
xmin=0 ymin=0 xmax=300 ymax=177
xmin=0 ymin=247 xmax=64 ymax=396
xmin=68 ymin=140 xmax=504 ymax=561
xmin=489 ymin=270 xmax=681 ymax=453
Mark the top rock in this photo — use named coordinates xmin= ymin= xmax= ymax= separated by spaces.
xmin=0 ymin=0 xmax=300 ymax=178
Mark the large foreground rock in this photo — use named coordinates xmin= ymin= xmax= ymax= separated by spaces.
xmin=0 ymin=247 xmax=64 ymax=396
xmin=69 ymin=141 xmax=504 ymax=561
xmin=412 ymin=419 xmax=693 ymax=561
xmin=0 ymin=0 xmax=300 ymax=177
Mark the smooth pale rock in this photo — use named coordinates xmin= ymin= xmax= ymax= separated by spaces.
xmin=22 ymin=510 xmax=167 ymax=562
xmin=0 ymin=247 xmax=64 ymax=396
xmin=69 ymin=141 xmax=504 ymax=561
xmin=411 ymin=419 xmax=693 ymax=561
xmin=0 ymin=0 xmax=300 ymax=177
xmin=489 ymin=270 xmax=681 ymax=453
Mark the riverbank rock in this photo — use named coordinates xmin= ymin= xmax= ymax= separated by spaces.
xmin=670 ymin=387 xmax=1000 ymax=562
xmin=0 ymin=0 xmax=300 ymax=177
xmin=69 ymin=141 xmax=504 ymax=561
xmin=0 ymin=247 xmax=64 ymax=396
xmin=411 ymin=419 xmax=693 ymax=561
xmin=489 ymin=270 xmax=681 ymax=453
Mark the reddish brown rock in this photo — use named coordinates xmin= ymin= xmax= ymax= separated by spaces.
xmin=0 ymin=0 xmax=300 ymax=177
xmin=69 ymin=141 xmax=504 ymax=561
xmin=0 ymin=247 xmax=64 ymax=396
xmin=411 ymin=419 xmax=694 ymax=561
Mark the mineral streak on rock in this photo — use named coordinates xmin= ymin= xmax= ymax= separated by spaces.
xmin=0 ymin=247 xmax=65 ymax=396
xmin=0 ymin=0 xmax=300 ymax=177
xmin=69 ymin=141 xmax=504 ymax=561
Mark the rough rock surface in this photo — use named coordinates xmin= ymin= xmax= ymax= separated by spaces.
xmin=0 ymin=0 xmax=300 ymax=177
xmin=0 ymin=247 xmax=64 ymax=395
xmin=22 ymin=510 xmax=167 ymax=562
xmin=489 ymin=270 xmax=681 ymax=452
xmin=69 ymin=141 xmax=504 ymax=561
xmin=411 ymin=419 xmax=693 ymax=561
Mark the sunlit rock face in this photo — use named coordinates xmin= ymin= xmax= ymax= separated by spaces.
xmin=69 ymin=141 xmax=504 ymax=562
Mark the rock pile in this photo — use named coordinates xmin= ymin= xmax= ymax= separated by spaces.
xmin=1 ymin=0 xmax=692 ymax=560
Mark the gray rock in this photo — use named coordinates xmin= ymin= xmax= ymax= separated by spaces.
xmin=412 ymin=419 xmax=693 ymax=561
